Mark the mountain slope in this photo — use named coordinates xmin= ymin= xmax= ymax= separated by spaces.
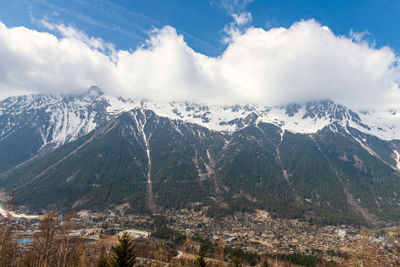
xmin=2 ymin=90 xmax=400 ymax=175
xmin=0 ymin=109 xmax=225 ymax=214
xmin=0 ymin=88 xmax=111 ymax=172
xmin=3 ymin=106 xmax=400 ymax=225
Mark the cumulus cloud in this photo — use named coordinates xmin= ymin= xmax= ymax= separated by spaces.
xmin=0 ymin=19 xmax=399 ymax=110
xmin=0 ymin=21 xmax=117 ymax=97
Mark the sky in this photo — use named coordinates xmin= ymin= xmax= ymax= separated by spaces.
xmin=0 ymin=0 xmax=399 ymax=110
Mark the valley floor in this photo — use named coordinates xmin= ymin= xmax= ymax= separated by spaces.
xmin=2 ymin=203 xmax=400 ymax=266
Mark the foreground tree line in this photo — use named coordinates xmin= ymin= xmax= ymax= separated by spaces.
xmin=1 ymin=211 xmax=400 ymax=266
xmin=0 ymin=211 xmax=159 ymax=267
xmin=0 ymin=212 xmax=136 ymax=266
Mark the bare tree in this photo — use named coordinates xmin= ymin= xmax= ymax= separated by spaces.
xmin=31 ymin=211 xmax=59 ymax=267
xmin=0 ymin=222 xmax=17 ymax=266
xmin=56 ymin=212 xmax=77 ymax=267
xmin=97 ymin=245 xmax=110 ymax=267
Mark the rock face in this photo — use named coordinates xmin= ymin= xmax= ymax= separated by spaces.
xmin=2 ymin=91 xmax=400 ymax=225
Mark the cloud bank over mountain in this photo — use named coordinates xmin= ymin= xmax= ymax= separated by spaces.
xmin=0 ymin=19 xmax=399 ymax=110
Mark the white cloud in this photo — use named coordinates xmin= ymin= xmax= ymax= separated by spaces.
xmin=0 ymin=21 xmax=116 ymax=97
xmin=216 ymin=0 xmax=255 ymax=14
xmin=349 ymin=29 xmax=369 ymax=43
xmin=216 ymin=0 xmax=254 ymax=42
xmin=0 ymin=19 xmax=399 ymax=111
xmin=232 ymin=12 xmax=252 ymax=25
xmin=39 ymin=20 xmax=116 ymax=55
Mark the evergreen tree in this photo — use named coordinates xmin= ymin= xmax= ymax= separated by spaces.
xmin=110 ymin=232 xmax=136 ymax=267
xmin=196 ymin=243 xmax=207 ymax=267
xmin=229 ymin=248 xmax=242 ymax=267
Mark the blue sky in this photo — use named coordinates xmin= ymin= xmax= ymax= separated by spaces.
xmin=1 ymin=0 xmax=399 ymax=56
xmin=0 ymin=0 xmax=399 ymax=110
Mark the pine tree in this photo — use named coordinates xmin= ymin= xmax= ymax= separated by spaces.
xmin=229 ymin=248 xmax=242 ymax=267
xmin=196 ymin=243 xmax=207 ymax=267
xmin=110 ymin=232 xmax=136 ymax=267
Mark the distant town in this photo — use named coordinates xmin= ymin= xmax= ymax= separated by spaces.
xmin=1 ymin=200 xmax=400 ymax=266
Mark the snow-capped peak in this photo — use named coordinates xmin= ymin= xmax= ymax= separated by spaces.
xmin=1 ymin=92 xmax=400 ymax=156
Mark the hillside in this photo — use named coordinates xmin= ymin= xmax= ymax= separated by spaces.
xmin=2 ymin=96 xmax=400 ymax=225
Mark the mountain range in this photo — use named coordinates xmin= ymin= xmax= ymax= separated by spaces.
xmin=2 ymin=86 xmax=400 ymax=226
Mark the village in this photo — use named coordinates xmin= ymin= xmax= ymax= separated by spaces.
xmin=163 ymin=208 xmax=400 ymax=264
xmin=2 ymin=203 xmax=400 ymax=265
